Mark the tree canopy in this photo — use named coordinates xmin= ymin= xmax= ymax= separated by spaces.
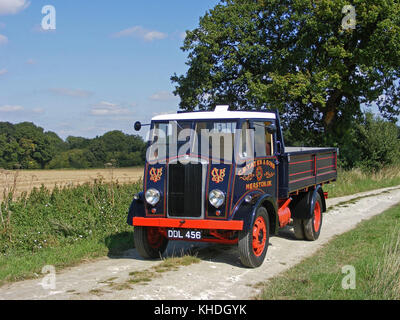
xmin=172 ymin=0 xmax=400 ymax=145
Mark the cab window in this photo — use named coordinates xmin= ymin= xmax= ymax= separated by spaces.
xmin=239 ymin=121 xmax=254 ymax=160
xmin=254 ymin=121 xmax=274 ymax=157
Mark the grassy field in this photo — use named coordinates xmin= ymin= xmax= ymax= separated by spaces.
xmin=0 ymin=167 xmax=144 ymax=201
xmin=256 ymin=204 xmax=400 ymax=300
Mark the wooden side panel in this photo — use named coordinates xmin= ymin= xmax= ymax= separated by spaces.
xmin=287 ymin=149 xmax=337 ymax=194
xmin=316 ymin=152 xmax=337 ymax=185
xmin=288 ymin=153 xmax=316 ymax=191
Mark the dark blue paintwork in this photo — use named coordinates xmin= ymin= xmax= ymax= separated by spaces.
xmin=127 ymin=110 xmax=337 ymax=233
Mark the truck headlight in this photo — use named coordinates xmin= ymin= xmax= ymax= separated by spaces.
xmin=209 ymin=189 xmax=225 ymax=208
xmin=145 ymin=188 xmax=160 ymax=206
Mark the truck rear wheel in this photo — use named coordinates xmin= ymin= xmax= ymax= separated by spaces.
xmin=238 ymin=207 xmax=270 ymax=268
xmin=134 ymin=226 xmax=168 ymax=259
xmin=293 ymin=218 xmax=305 ymax=240
xmin=292 ymin=192 xmax=323 ymax=241
xmin=303 ymin=193 xmax=323 ymax=241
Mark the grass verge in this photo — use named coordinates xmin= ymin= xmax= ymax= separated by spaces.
xmin=0 ymin=177 xmax=141 ymax=285
xmin=324 ymin=165 xmax=400 ymax=198
xmin=256 ymin=203 xmax=400 ymax=300
xmin=127 ymin=255 xmax=201 ymax=285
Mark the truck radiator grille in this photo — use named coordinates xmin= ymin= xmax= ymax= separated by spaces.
xmin=168 ymin=163 xmax=202 ymax=218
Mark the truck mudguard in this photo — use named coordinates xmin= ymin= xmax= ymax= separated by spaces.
xmin=127 ymin=192 xmax=145 ymax=226
xmin=290 ymin=185 xmax=326 ymax=220
xmin=233 ymin=193 xmax=279 ymax=235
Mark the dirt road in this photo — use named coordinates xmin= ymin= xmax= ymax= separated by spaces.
xmin=0 ymin=186 xmax=399 ymax=300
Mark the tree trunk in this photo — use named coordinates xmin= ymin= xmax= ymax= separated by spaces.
xmin=323 ymin=90 xmax=343 ymax=137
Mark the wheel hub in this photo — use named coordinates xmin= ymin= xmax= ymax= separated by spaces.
xmin=252 ymin=217 xmax=267 ymax=257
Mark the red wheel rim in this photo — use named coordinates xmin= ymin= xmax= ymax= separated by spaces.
xmin=147 ymin=227 xmax=163 ymax=249
xmin=313 ymin=201 xmax=321 ymax=232
xmin=252 ymin=217 xmax=267 ymax=257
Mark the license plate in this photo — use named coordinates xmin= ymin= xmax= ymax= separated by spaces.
xmin=167 ymin=229 xmax=202 ymax=240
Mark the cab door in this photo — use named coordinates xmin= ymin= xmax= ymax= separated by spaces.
xmin=251 ymin=120 xmax=278 ymax=199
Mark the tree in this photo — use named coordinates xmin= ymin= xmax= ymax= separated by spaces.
xmin=88 ymin=139 xmax=107 ymax=167
xmin=0 ymin=122 xmax=146 ymax=169
xmin=172 ymin=0 xmax=400 ymax=145
xmin=66 ymin=136 xmax=90 ymax=150
xmin=351 ymin=112 xmax=400 ymax=170
xmin=100 ymin=131 xmax=128 ymax=153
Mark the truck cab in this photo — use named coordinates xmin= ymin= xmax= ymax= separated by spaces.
xmin=128 ymin=106 xmax=338 ymax=268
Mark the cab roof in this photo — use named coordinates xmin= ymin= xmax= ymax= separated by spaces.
xmin=151 ymin=105 xmax=276 ymax=122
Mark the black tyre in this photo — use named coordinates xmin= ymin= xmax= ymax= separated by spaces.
xmin=134 ymin=226 xmax=168 ymax=259
xmin=238 ymin=207 xmax=270 ymax=268
xmin=303 ymin=193 xmax=323 ymax=241
xmin=293 ymin=218 xmax=305 ymax=240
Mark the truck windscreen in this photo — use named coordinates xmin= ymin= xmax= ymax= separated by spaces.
xmin=148 ymin=120 xmax=237 ymax=163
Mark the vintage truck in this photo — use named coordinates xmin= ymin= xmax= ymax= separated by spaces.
xmin=128 ymin=106 xmax=338 ymax=268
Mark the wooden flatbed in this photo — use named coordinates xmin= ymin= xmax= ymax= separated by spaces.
xmin=278 ymin=147 xmax=338 ymax=198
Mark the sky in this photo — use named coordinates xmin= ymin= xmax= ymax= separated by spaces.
xmin=0 ymin=0 xmax=220 ymax=139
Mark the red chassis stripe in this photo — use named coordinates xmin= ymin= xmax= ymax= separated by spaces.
xmin=289 ymin=175 xmax=315 ymax=184
xmin=132 ymin=217 xmax=243 ymax=231
xmin=289 ymin=169 xmax=314 ymax=177
xmin=317 ymin=156 xmax=335 ymax=161
xmin=289 ymin=159 xmax=313 ymax=165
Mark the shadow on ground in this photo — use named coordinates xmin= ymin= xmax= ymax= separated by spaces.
xmin=104 ymin=225 xmax=301 ymax=268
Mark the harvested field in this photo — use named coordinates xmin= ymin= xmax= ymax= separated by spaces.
xmin=0 ymin=167 xmax=144 ymax=200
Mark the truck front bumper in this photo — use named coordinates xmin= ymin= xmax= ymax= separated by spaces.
xmin=132 ymin=217 xmax=243 ymax=231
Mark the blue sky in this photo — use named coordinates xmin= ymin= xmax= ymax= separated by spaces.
xmin=0 ymin=0 xmax=220 ymax=139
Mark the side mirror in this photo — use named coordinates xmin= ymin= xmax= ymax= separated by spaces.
xmin=267 ymin=124 xmax=277 ymax=134
xmin=134 ymin=121 xmax=142 ymax=131
xmin=248 ymin=120 xmax=255 ymax=130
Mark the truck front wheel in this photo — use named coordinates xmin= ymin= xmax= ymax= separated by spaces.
xmin=134 ymin=226 xmax=168 ymax=259
xmin=238 ymin=207 xmax=270 ymax=268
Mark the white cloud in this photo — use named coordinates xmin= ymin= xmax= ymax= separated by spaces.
xmin=143 ymin=30 xmax=167 ymax=42
xmin=0 ymin=105 xmax=24 ymax=112
xmin=150 ymin=91 xmax=177 ymax=101
xmin=90 ymin=101 xmax=132 ymax=116
xmin=50 ymin=88 xmax=93 ymax=98
xmin=32 ymin=107 xmax=44 ymax=114
xmin=112 ymin=26 xmax=167 ymax=42
xmin=152 ymin=110 xmax=177 ymax=117
xmin=0 ymin=34 xmax=8 ymax=45
xmin=0 ymin=68 xmax=7 ymax=75
xmin=0 ymin=0 xmax=30 ymax=15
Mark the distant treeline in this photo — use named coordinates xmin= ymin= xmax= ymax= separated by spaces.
xmin=1 ymin=113 xmax=399 ymax=171
xmin=0 ymin=122 xmax=146 ymax=169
